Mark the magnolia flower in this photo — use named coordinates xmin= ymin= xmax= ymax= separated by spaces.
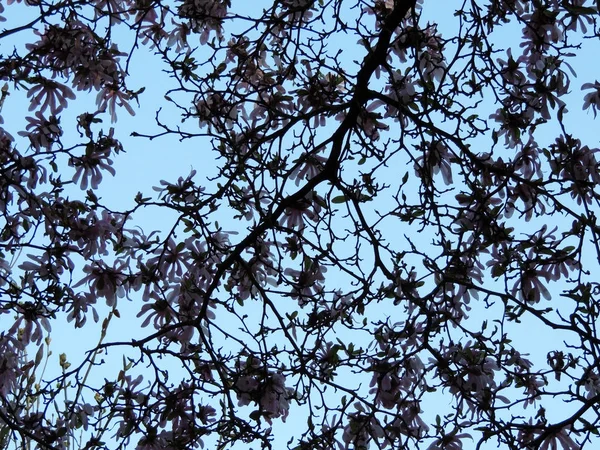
xmin=19 ymin=252 xmax=64 ymax=281
xmin=497 ymin=49 xmax=526 ymax=86
xmin=369 ymin=363 xmax=407 ymax=409
xmin=512 ymin=266 xmax=551 ymax=303
xmin=166 ymin=20 xmax=192 ymax=52
xmin=415 ymin=140 xmax=454 ymax=185
xmin=66 ymin=403 xmax=95 ymax=431
xmin=520 ymin=8 xmax=563 ymax=57
xmin=19 ymin=112 xmax=62 ymax=152
xmin=427 ymin=432 xmax=473 ymax=450
xmin=259 ymin=373 xmax=293 ymax=423
xmin=391 ymin=400 xmax=430 ymax=438
xmin=582 ymin=371 xmax=600 ymax=399
xmin=355 ymin=102 xmax=389 ymax=141
xmin=582 ymin=81 xmax=600 ymax=117
xmin=384 ymin=71 xmax=417 ymax=117
xmin=296 ymin=72 xmax=345 ymax=116
xmin=146 ymin=237 xmax=192 ymax=282
xmin=194 ymin=92 xmax=238 ymax=129
xmin=539 ymin=427 xmax=579 ymax=450
xmin=289 ymin=152 xmax=327 ymax=186
xmin=520 ymin=373 xmax=545 ymax=407
xmin=74 ymin=260 xmax=128 ymax=307
xmin=514 ymin=137 xmax=542 ymax=179
xmin=137 ymin=292 xmax=174 ymax=329
xmin=178 ymin=0 xmax=228 ymax=43
xmin=27 ymin=80 xmax=75 ymax=114
xmin=490 ymin=104 xmax=535 ymax=149
xmin=69 ymin=209 xmax=124 ymax=258
xmin=70 ymin=128 xmax=121 ymax=189
xmin=563 ymin=0 xmax=594 ymax=32
xmin=284 ymin=261 xmax=326 ymax=305
xmin=66 ymin=292 xmax=99 ymax=328
xmin=96 ymin=85 xmax=135 ymax=123
xmin=0 ymin=335 xmax=24 ymax=396
xmin=341 ymin=411 xmax=385 ymax=450
xmin=8 ymin=301 xmax=52 ymax=345
xmin=280 ymin=192 xmax=323 ymax=229
xmin=235 ymin=361 xmax=293 ymax=424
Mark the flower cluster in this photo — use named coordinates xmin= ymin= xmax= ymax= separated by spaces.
xmin=234 ymin=358 xmax=294 ymax=424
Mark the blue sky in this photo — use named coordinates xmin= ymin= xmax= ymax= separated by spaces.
xmin=2 ymin=0 xmax=600 ymax=448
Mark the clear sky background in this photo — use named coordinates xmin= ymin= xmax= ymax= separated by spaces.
xmin=2 ymin=0 xmax=600 ymax=448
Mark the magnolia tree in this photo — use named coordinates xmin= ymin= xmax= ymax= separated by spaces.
xmin=1 ymin=0 xmax=600 ymax=448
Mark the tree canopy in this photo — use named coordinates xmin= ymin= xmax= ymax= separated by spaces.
xmin=1 ymin=0 xmax=600 ymax=449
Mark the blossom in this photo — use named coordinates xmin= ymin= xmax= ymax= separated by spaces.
xmin=248 ymin=86 xmax=294 ymax=128
xmin=296 ymin=72 xmax=345 ymax=120
xmin=66 ymin=292 xmax=99 ymax=328
xmin=27 ymin=80 xmax=75 ymax=114
xmin=19 ymin=252 xmax=66 ymax=282
xmin=259 ymin=373 xmax=293 ymax=423
xmin=153 ymin=169 xmax=203 ymax=204
xmin=384 ymin=71 xmax=417 ymax=118
xmin=66 ymin=403 xmax=95 ymax=431
xmin=289 ymin=152 xmax=327 ymax=186
xmin=563 ymin=0 xmax=594 ymax=33
xmin=514 ymin=137 xmax=542 ymax=179
xmin=511 ymin=265 xmax=551 ymax=303
xmin=74 ymin=260 xmax=128 ymax=307
xmin=539 ymin=427 xmax=579 ymax=450
xmin=69 ymin=209 xmax=125 ymax=258
xmin=519 ymin=373 xmax=545 ymax=407
xmin=227 ymin=239 xmax=278 ymax=301
xmin=506 ymin=182 xmax=544 ymax=221
xmin=368 ymin=358 xmax=414 ymax=409
xmin=355 ymin=102 xmax=389 ymax=141
xmin=96 ymin=85 xmax=135 ymax=123
xmin=280 ymin=191 xmax=323 ymax=229
xmin=166 ymin=20 xmax=192 ymax=52
xmin=284 ymin=260 xmax=327 ymax=305
xmin=581 ymin=81 xmax=600 ymax=118
xmin=432 ymin=342 xmax=500 ymax=414
xmin=146 ymin=237 xmax=192 ymax=282
xmin=522 ymin=57 xmax=569 ymax=120
xmin=137 ymin=291 xmax=175 ymax=329
xmin=390 ymin=24 xmax=446 ymax=82
xmin=490 ymin=103 xmax=535 ymax=149
xmin=548 ymin=135 xmax=600 ymax=205
xmin=497 ymin=49 xmax=526 ymax=86
xmin=18 ymin=112 xmax=62 ymax=152
xmin=7 ymin=301 xmax=52 ymax=345
xmin=177 ymin=0 xmax=228 ymax=44
xmin=341 ymin=410 xmax=385 ymax=450
xmin=136 ymin=429 xmax=167 ymax=450
xmin=0 ymin=335 xmax=24 ymax=396
xmin=582 ymin=371 xmax=600 ymax=399
xmin=397 ymin=400 xmax=429 ymax=437
xmin=194 ymin=92 xmax=238 ymax=130
xmin=70 ymin=127 xmax=121 ymax=189
xmin=234 ymin=359 xmax=293 ymax=423
xmin=427 ymin=432 xmax=473 ymax=450
xmin=114 ymin=374 xmax=146 ymax=438
xmin=415 ymin=140 xmax=454 ymax=185
xmin=26 ymin=20 xmax=125 ymax=93
xmin=519 ymin=7 xmax=563 ymax=57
